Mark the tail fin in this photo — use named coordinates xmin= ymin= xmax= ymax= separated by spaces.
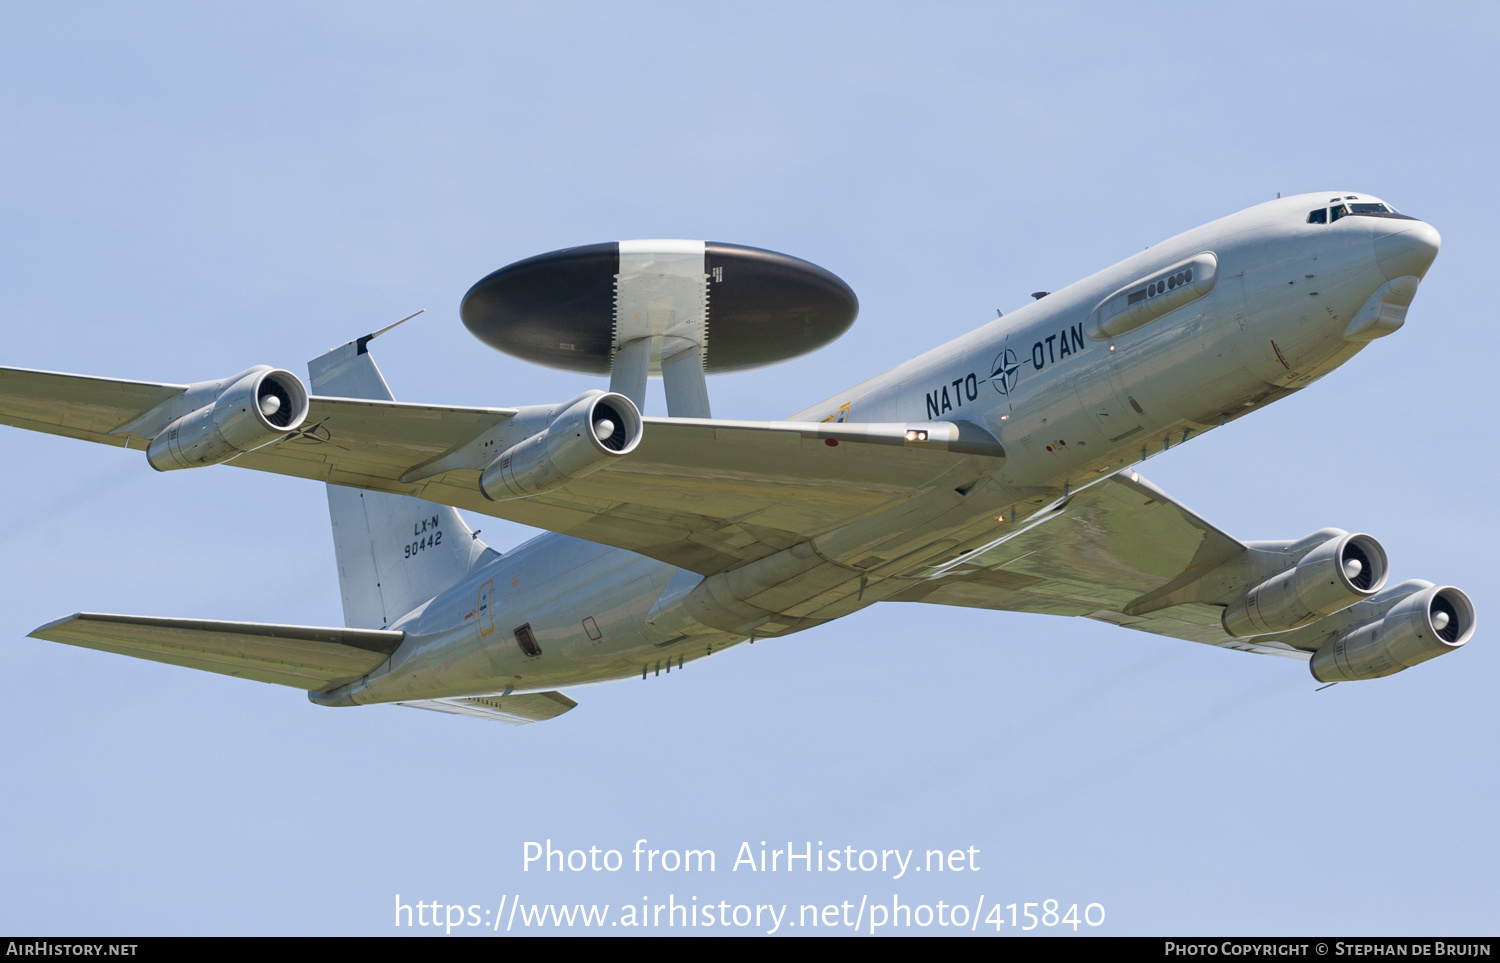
xmin=309 ymin=338 xmax=497 ymax=629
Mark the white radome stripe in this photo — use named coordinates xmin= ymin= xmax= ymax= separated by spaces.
xmin=611 ymin=240 xmax=713 ymax=417
xmin=612 ymin=239 xmax=709 ymax=362
xmin=618 ymin=238 xmax=704 ymax=275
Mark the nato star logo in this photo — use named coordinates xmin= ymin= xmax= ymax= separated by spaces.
xmin=990 ymin=348 xmax=1020 ymax=396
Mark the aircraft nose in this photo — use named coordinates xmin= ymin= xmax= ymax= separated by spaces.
xmin=1375 ymin=220 xmax=1441 ymax=281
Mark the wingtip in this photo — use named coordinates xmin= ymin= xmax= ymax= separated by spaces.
xmin=27 ymin=612 xmax=84 ymax=640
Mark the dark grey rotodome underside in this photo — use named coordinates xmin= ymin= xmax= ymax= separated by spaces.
xmin=459 ymin=241 xmax=859 ymax=374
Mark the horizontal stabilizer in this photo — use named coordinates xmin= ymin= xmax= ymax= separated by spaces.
xmin=29 ymin=613 xmax=404 ymax=690
xmin=399 ymin=692 xmax=579 ymax=725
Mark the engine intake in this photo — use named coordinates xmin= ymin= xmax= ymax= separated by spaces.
xmin=146 ymin=367 xmax=309 ymax=471
xmin=1222 ymin=532 xmax=1388 ymax=637
xmin=479 ymin=391 xmax=642 ymax=501
xmin=1311 ymin=585 xmax=1476 ymax=682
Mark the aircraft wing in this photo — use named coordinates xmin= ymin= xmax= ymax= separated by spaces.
xmin=29 ymin=613 xmax=406 ymax=689
xmin=887 ymin=472 xmax=1313 ymax=660
xmin=0 ymin=364 xmax=1000 ymax=576
xmin=5 ymin=364 xmax=1308 ymax=660
xmin=0 ymin=367 xmax=185 ymax=446
xmin=0 ymin=365 xmax=520 ymax=457
xmin=235 ymin=409 xmax=999 ymax=575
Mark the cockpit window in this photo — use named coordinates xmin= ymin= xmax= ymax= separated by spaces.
xmin=1343 ymin=201 xmax=1413 ymax=220
xmin=1311 ymin=201 xmax=1411 ymax=223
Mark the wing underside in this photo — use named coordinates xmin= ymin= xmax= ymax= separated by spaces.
xmin=235 ymin=411 xmax=998 ymax=574
xmin=0 ymin=367 xmax=185 ymax=446
xmin=0 ymin=363 xmax=1002 ymax=577
xmin=30 ymin=613 xmax=406 ymax=689
xmin=889 ymin=473 xmax=1312 ymax=660
xmin=4 ymin=360 xmax=1307 ymax=664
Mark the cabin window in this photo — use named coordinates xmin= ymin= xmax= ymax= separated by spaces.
xmin=1092 ymin=251 xmax=1217 ymax=339
xmin=513 ymin=622 xmax=542 ymax=657
xmin=1135 ymin=266 xmax=1199 ymax=304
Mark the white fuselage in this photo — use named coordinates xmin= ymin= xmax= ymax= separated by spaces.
xmin=321 ymin=193 xmax=1437 ymax=706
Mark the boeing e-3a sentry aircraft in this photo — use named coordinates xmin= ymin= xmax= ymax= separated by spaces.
xmin=0 ymin=191 xmax=1474 ymax=724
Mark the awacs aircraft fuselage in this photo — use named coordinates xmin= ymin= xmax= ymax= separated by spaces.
xmin=7 ymin=190 xmax=1461 ymax=723
xmin=300 ymin=192 xmax=1443 ymax=709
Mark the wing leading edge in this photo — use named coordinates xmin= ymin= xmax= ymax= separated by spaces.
xmin=1 ymin=356 xmax=1300 ymax=661
xmin=0 ymin=359 xmax=1005 ymax=577
xmin=0 ymin=367 xmax=185 ymax=446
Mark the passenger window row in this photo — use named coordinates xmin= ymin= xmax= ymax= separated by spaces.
xmin=1127 ymin=267 xmax=1194 ymax=306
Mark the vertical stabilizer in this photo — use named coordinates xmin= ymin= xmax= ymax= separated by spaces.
xmin=310 ymin=338 xmax=496 ymax=629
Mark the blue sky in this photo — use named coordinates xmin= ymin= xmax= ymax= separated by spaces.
xmin=1 ymin=2 xmax=1495 ymax=935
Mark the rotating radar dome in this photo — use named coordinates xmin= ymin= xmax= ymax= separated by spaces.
xmin=459 ymin=240 xmax=858 ymax=377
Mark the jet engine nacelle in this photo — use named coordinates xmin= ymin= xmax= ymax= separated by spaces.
xmin=1310 ymin=585 xmax=1475 ymax=682
xmin=146 ymin=367 xmax=309 ymax=471
xmin=479 ymin=391 xmax=642 ymax=501
xmin=1222 ymin=532 xmax=1388 ymax=637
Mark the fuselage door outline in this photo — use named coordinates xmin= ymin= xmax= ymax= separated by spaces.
xmin=478 ymin=579 xmax=495 ymax=636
